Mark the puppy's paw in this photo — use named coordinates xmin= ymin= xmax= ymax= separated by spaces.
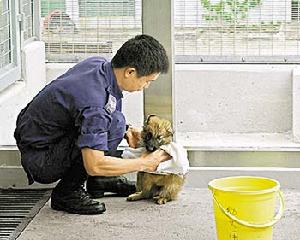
xmin=127 ymin=192 xmax=143 ymax=201
xmin=154 ymin=197 xmax=168 ymax=205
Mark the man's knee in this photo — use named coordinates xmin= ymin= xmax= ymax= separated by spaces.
xmin=20 ymin=138 xmax=81 ymax=184
xmin=20 ymin=148 xmax=61 ymax=184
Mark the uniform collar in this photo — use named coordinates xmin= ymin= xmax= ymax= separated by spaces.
xmin=104 ymin=61 xmax=123 ymax=99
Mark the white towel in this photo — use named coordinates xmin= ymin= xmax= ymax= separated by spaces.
xmin=121 ymin=142 xmax=189 ymax=175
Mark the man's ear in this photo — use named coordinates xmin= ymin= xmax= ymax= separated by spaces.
xmin=124 ymin=67 xmax=136 ymax=78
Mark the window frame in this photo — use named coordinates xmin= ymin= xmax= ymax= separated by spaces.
xmin=0 ymin=0 xmax=21 ymax=92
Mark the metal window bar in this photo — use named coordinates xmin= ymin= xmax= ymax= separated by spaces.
xmin=174 ymin=0 xmax=300 ymax=63
xmin=41 ymin=0 xmax=141 ymax=63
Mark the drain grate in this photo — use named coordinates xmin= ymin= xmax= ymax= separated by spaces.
xmin=0 ymin=189 xmax=51 ymax=240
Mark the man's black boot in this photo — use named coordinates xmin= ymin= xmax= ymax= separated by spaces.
xmin=51 ymin=184 xmax=106 ymax=215
xmin=86 ymin=176 xmax=136 ymax=198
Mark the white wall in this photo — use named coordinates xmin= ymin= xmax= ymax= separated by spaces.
xmin=175 ymin=64 xmax=293 ymax=133
xmin=174 ymin=64 xmax=300 ymax=152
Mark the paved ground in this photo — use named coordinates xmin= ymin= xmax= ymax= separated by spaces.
xmin=16 ymin=187 xmax=300 ymax=240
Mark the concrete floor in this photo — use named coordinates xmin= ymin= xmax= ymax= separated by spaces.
xmin=16 ymin=187 xmax=300 ymax=240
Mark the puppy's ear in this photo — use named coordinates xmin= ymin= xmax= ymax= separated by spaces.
xmin=167 ymin=128 xmax=174 ymax=137
xmin=145 ymin=114 xmax=157 ymax=124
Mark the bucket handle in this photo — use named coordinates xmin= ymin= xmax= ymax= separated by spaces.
xmin=213 ymin=190 xmax=285 ymax=229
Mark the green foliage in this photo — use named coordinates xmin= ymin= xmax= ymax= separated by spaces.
xmin=201 ymin=0 xmax=262 ymax=23
xmin=41 ymin=0 xmax=66 ymax=17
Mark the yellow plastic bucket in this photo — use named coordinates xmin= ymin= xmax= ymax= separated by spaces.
xmin=208 ymin=176 xmax=285 ymax=240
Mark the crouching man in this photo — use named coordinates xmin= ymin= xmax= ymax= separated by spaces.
xmin=14 ymin=35 xmax=170 ymax=215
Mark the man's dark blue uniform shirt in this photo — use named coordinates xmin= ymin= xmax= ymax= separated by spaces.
xmin=15 ymin=57 xmax=125 ymax=151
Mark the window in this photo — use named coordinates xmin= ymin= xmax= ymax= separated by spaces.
xmin=0 ymin=0 xmax=21 ymax=92
xmin=41 ymin=0 xmax=141 ymax=63
xmin=175 ymin=0 xmax=300 ymax=63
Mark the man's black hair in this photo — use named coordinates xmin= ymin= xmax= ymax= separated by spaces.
xmin=111 ymin=34 xmax=169 ymax=77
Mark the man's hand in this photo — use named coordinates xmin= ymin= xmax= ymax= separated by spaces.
xmin=139 ymin=149 xmax=171 ymax=172
xmin=125 ymin=127 xmax=142 ymax=148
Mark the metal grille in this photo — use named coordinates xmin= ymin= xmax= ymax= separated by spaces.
xmin=21 ymin=0 xmax=34 ymax=41
xmin=0 ymin=0 xmax=11 ymax=69
xmin=0 ymin=189 xmax=51 ymax=240
xmin=174 ymin=0 xmax=300 ymax=63
xmin=41 ymin=0 xmax=141 ymax=63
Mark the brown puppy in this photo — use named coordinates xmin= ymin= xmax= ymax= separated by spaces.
xmin=127 ymin=115 xmax=185 ymax=205
xmin=141 ymin=115 xmax=173 ymax=152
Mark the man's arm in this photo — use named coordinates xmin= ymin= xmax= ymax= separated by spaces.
xmin=81 ymin=148 xmax=170 ymax=176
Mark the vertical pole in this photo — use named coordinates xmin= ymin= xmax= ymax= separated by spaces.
xmin=142 ymin=0 xmax=174 ymax=123
xmin=293 ymin=68 xmax=300 ymax=142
